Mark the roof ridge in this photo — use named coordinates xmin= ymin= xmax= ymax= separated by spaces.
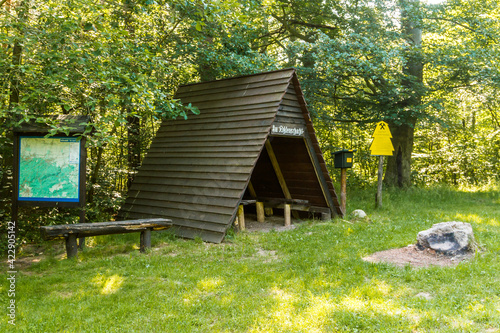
xmin=179 ymin=68 xmax=296 ymax=88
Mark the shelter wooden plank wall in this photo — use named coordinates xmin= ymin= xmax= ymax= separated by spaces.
xmin=119 ymin=68 xmax=342 ymax=243
xmin=271 ymin=137 xmax=328 ymax=207
xmin=275 ymin=84 xmax=306 ymax=126
xmin=119 ymin=70 xmax=295 ymax=243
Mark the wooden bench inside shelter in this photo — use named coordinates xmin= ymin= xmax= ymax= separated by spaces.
xmin=40 ymin=218 xmax=172 ymax=259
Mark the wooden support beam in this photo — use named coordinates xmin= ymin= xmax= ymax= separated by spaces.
xmin=248 ymin=181 xmax=257 ymax=198
xmin=265 ymin=139 xmax=300 ymax=219
xmin=256 ymin=202 xmax=265 ymax=223
xmin=265 ymin=139 xmax=292 ymax=198
xmin=376 ymin=156 xmax=384 ymax=208
xmin=237 ymin=205 xmax=245 ymax=231
xmin=265 ymin=207 xmax=274 ymax=216
xmin=302 ymin=135 xmax=337 ymax=217
xmin=284 ymin=204 xmax=291 ymax=227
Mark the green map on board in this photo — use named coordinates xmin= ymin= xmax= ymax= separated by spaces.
xmin=19 ymin=137 xmax=80 ymax=201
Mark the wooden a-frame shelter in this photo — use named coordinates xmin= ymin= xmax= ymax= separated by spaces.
xmin=119 ymin=68 xmax=342 ymax=243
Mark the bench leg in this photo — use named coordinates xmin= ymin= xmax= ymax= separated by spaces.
xmin=65 ymin=234 xmax=78 ymax=258
xmin=140 ymin=229 xmax=152 ymax=253
xmin=284 ymin=204 xmax=291 ymax=227
xmin=78 ymin=237 xmax=86 ymax=250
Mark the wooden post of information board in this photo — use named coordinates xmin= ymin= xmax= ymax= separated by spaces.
xmin=12 ymin=133 xmax=20 ymax=236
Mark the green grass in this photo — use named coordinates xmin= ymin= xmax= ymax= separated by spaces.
xmin=1 ymin=185 xmax=499 ymax=332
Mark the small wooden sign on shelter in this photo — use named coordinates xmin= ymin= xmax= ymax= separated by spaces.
xmin=119 ymin=69 xmax=343 ymax=243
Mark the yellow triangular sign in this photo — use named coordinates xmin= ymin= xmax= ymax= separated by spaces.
xmin=370 ymin=121 xmax=394 ymax=156
xmin=372 ymin=121 xmax=392 ymax=138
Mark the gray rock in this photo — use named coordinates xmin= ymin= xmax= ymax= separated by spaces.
xmin=416 ymin=222 xmax=477 ymax=256
xmin=415 ymin=292 xmax=433 ymax=300
xmin=351 ymin=209 xmax=367 ymax=218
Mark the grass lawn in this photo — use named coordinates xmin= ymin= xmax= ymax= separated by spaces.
xmin=1 ymin=185 xmax=499 ymax=332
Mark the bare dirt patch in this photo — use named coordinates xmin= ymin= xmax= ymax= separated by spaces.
xmin=244 ymin=214 xmax=299 ymax=233
xmin=363 ymin=244 xmax=475 ymax=268
xmin=254 ymin=247 xmax=279 ymax=263
xmin=6 ymin=243 xmax=66 ymax=274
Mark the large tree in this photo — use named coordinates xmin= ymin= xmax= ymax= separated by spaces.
xmin=384 ymin=0 xmax=424 ymax=187
xmin=262 ymin=0 xmax=499 ymax=186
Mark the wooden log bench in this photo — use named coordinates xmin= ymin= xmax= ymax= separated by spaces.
xmin=258 ymin=198 xmax=309 ymax=226
xmin=259 ymin=198 xmax=331 ymax=220
xmin=236 ymin=198 xmax=322 ymax=230
xmin=40 ymin=218 xmax=172 ymax=259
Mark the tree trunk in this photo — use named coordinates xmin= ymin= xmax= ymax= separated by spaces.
xmin=122 ymin=0 xmax=141 ymax=189
xmin=127 ymin=114 xmax=141 ymax=188
xmin=385 ymin=0 xmax=423 ymax=187
xmin=8 ymin=41 xmax=21 ymax=107
xmin=385 ymin=120 xmax=416 ymax=187
xmin=87 ymin=146 xmax=104 ymax=204
xmin=1 ymin=0 xmax=27 ymax=220
xmin=197 ymin=34 xmax=217 ymax=82
xmin=8 ymin=0 xmax=26 ymax=108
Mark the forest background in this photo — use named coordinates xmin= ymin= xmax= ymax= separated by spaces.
xmin=0 ymin=0 xmax=499 ymax=247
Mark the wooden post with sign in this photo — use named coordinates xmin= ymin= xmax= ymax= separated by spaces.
xmin=340 ymin=168 xmax=347 ymax=214
xmin=332 ymin=149 xmax=356 ymax=215
xmin=376 ymin=156 xmax=384 ymax=208
xmin=369 ymin=121 xmax=394 ymax=208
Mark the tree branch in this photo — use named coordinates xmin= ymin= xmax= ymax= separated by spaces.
xmin=330 ymin=118 xmax=379 ymax=124
xmin=488 ymin=106 xmax=500 ymax=128
xmin=428 ymin=17 xmax=497 ymax=43
xmin=364 ymin=78 xmax=378 ymax=95
xmin=288 ymin=20 xmax=339 ymax=32
xmin=159 ymin=18 xmax=181 ymax=46
xmin=272 ymin=14 xmax=315 ymax=43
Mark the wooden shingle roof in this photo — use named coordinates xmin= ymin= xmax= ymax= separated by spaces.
xmin=119 ymin=68 xmax=341 ymax=243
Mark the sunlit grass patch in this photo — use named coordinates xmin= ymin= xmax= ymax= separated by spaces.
xmin=249 ymin=290 xmax=337 ymax=333
xmin=92 ymin=274 xmax=124 ymax=295
xmin=453 ymin=213 xmax=499 ymax=226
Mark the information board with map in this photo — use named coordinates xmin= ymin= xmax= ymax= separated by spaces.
xmin=18 ymin=136 xmax=81 ymax=202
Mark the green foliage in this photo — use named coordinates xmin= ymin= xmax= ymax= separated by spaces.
xmin=413 ymin=120 xmax=500 ymax=186
xmin=279 ymin=0 xmax=500 ymax=186
xmin=1 ymin=0 xmax=499 ymax=246
xmin=0 ymin=0 xmax=273 ymax=247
